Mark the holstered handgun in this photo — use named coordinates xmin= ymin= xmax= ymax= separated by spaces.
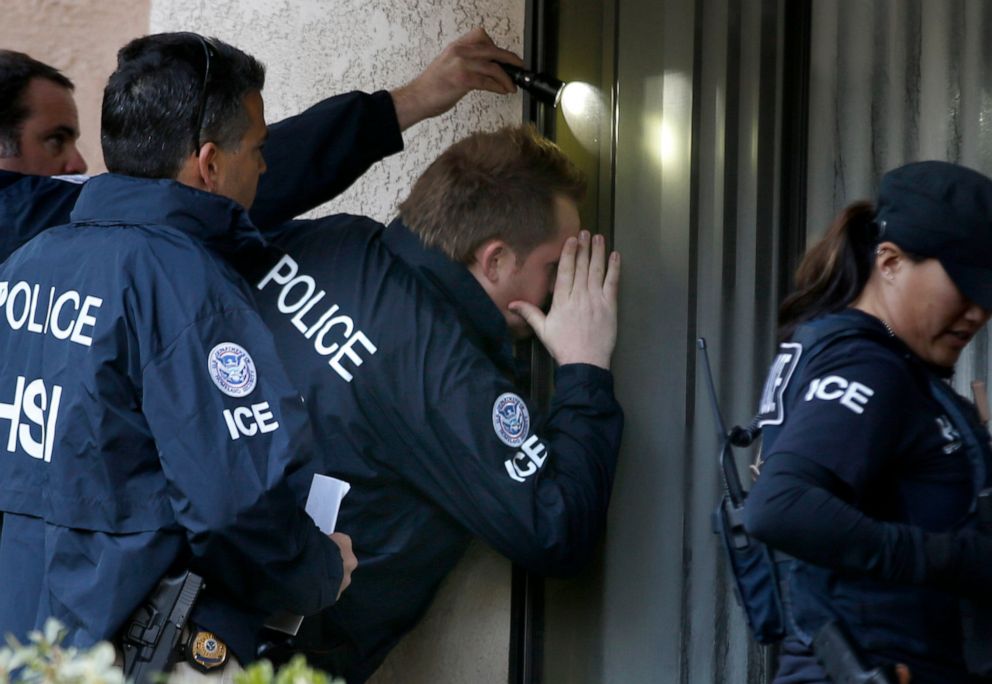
xmin=120 ymin=570 xmax=203 ymax=684
xmin=813 ymin=620 xmax=897 ymax=684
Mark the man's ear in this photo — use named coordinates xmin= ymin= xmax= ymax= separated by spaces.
xmin=196 ymin=142 xmax=221 ymax=193
xmin=175 ymin=143 xmax=220 ymax=193
xmin=472 ymin=239 xmax=511 ymax=284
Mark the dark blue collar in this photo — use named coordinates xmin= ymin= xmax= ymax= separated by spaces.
xmin=70 ymin=173 xmax=264 ymax=254
xmin=0 ymin=168 xmax=85 ymax=191
xmin=0 ymin=169 xmax=25 ymax=191
xmin=382 ymin=218 xmax=515 ymax=371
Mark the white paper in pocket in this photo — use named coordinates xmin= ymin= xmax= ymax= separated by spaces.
xmin=264 ymin=474 xmax=352 ymax=635
xmin=305 ymin=474 xmax=351 ymax=534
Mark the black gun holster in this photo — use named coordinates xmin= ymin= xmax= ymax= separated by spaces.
xmin=119 ymin=570 xmax=204 ymax=684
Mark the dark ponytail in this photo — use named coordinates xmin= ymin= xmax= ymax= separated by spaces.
xmin=777 ymin=201 xmax=879 ymax=342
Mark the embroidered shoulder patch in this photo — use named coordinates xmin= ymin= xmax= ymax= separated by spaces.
xmin=208 ymin=342 xmax=257 ymax=397
xmin=492 ymin=393 xmax=530 ymax=447
xmin=757 ymin=342 xmax=802 ymax=427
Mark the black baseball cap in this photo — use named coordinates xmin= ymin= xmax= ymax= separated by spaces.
xmin=876 ymin=160 xmax=992 ymax=309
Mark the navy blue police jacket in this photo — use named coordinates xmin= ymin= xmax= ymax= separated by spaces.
xmin=0 ymin=174 xmax=357 ymax=661
xmin=0 ymin=89 xmax=402 ymax=263
xmin=246 ymin=216 xmax=624 ymax=681
xmin=0 ymin=90 xmax=401 ymax=659
xmin=745 ymin=309 xmax=992 ymax=684
xmin=0 ymin=90 xmax=402 ymax=658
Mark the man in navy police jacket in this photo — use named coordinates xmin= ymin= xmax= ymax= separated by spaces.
xmin=0 ymin=33 xmax=356 ymax=675
xmin=247 ymin=125 xmax=623 ymax=681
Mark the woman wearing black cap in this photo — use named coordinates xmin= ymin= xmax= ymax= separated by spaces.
xmin=744 ymin=161 xmax=992 ymax=683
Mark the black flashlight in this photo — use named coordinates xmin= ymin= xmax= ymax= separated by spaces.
xmin=499 ymin=63 xmax=565 ymax=107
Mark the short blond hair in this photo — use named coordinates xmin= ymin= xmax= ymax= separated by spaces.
xmin=399 ymin=124 xmax=585 ymax=263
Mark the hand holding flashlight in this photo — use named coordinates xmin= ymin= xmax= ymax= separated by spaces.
xmin=390 ymin=27 xmax=524 ymax=130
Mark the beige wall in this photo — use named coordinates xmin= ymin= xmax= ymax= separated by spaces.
xmin=1 ymin=0 xmax=151 ymax=173
xmin=369 ymin=541 xmax=511 ymax=684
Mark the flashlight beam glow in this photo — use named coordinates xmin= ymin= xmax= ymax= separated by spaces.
xmin=559 ymin=82 xmax=606 ymax=153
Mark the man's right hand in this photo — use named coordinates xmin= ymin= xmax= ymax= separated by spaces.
xmin=390 ymin=27 xmax=524 ymax=131
xmin=330 ymin=532 xmax=357 ymax=599
xmin=509 ymin=230 xmax=621 ymax=370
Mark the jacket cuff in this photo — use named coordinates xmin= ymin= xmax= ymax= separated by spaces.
xmin=555 ymin=363 xmax=615 ymax=389
xmin=369 ymin=90 xmax=405 ymax=157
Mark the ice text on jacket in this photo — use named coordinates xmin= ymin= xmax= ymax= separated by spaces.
xmin=0 ymin=376 xmax=62 ymax=463
xmin=257 ymin=255 xmax=377 ymax=383
xmin=0 ymin=280 xmax=102 ymax=347
xmin=505 ymin=435 xmax=548 ymax=483
xmin=222 ymin=401 xmax=280 ymax=440
xmin=804 ymin=375 xmax=874 ymax=414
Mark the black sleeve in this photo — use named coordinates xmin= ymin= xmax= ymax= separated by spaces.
xmin=746 ymin=451 xmax=992 ymax=598
xmin=744 ymin=453 xmax=926 ymax=584
xmin=366 ymin=326 xmax=623 ymax=575
xmin=250 ymin=91 xmax=404 ymax=230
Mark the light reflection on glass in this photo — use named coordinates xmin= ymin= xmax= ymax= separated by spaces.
xmin=560 ymin=81 xmax=607 ymax=152
xmin=641 ymin=71 xmax=692 ymax=170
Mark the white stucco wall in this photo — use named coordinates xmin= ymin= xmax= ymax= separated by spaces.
xmin=150 ymin=0 xmax=525 ymax=223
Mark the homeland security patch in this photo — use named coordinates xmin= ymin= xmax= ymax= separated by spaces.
xmin=208 ymin=342 xmax=257 ymax=397
xmin=492 ymin=393 xmax=530 ymax=447
xmin=756 ymin=342 xmax=802 ymax=427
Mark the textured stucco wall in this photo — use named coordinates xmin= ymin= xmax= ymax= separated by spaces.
xmin=368 ymin=541 xmax=512 ymax=684
xmin=147 ymin=2 xmax=524 ymax=682
xmin=1 ymin=0 xmax=152 ymax=173
xmin=150 ymin=0 xmax=525 ymax=223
